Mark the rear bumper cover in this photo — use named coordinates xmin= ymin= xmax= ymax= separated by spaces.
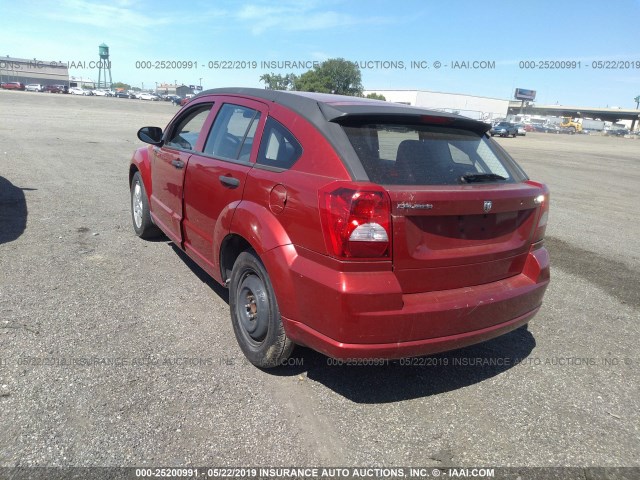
xmin=283 ymin=305 xmax=539 ymax=360
xmin=264 ymin=245 xmax=550 ymax=360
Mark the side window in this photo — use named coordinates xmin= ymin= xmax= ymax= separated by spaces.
xmin=448 ymin=144 xmax=473 ymax=165
xmin=256 ymin=118 xmax=302 ymax=169
xmin=165 ymin=104 xmax=212 ymax=151
xmin=204 ymin=104 xmax=261 ymax=161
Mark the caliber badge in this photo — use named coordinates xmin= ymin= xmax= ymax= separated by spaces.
xmin=483 ymin=200 xmax=493 ymax=213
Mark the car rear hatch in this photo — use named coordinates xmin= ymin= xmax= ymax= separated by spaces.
xmin=388 ymin=183 xmax=542 ymax=293
xmin=337 ymin=113 xmax=547 ymax=294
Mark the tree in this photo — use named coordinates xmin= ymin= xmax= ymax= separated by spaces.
xmin=293 ymin=58 xmax=363 ymax=96
xmin=112 ymin=82 xmax=131 ymax=90
xmin=365 ymin=92 xmax=386 ymax=101
xmin=259 ymin=73 xmax=297 ymax=90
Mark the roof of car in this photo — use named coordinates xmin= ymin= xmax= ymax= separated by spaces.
xmin=197 ymin=87 xmax=490 ymax=133
xmin=194 ymin=87 xmax=491 ymax=181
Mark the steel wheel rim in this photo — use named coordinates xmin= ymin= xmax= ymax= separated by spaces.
xmin=236 ymin=272 xmax=269 ymax=344
xmin=132 ymin=182 xmax=143 ymax=228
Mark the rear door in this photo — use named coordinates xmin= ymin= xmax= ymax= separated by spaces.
xmin=150 ymin=103 xmax=214 ymax=244
xmin=182 ymin=99 xmax=267 ymax=276
xmin=342 ymin=122 xmax=546 ymax=293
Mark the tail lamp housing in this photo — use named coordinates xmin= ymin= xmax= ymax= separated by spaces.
xmin=319 ymin=183 xmax=392 ymax=259
xmin=527 ymin=181 xmax=550 ymax=244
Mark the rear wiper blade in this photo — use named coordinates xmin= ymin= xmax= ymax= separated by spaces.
xmin=460 ymin=173 xmax=507 ymax=183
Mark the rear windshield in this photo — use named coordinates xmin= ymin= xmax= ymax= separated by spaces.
xmin=342 ymin=123 xmax=524 ymax=185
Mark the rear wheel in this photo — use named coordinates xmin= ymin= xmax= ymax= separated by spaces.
xmin=130 ymin=172 xmax=161 ymax=239
xmin=229 ymin=250 xmax=294 ymax=368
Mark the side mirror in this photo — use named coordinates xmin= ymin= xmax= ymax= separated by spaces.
xmin=137 ymin=126 xmax=164 ymax=146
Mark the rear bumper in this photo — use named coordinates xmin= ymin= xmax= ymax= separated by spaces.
xmin=283 ymin=306 xmax=538 ymax=360
xmin=263 ymin=245 xmax=550 ymax=360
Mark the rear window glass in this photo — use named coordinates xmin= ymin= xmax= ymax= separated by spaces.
xmin=342 ymin=124 xmax=520 ymax=185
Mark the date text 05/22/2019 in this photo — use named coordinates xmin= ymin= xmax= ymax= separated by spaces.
xmin=129 ymin=60 xmax=499 ymax=70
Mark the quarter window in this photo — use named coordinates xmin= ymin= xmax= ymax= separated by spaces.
xmin=165 ymin=104 xmax=213 ymax=151
xmin=256 ymin=118 xmax=302 ymax=169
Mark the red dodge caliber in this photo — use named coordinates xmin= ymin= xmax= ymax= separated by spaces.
xmin=130 ymin=88 xmax=550 ymax=368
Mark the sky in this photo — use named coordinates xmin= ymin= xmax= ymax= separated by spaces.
xmin=1 ymin=0 xmax=640 ymax=108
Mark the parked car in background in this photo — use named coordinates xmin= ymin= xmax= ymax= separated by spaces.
xmin=69 ymin=87 xmax=91 ymax=95
xmin=607 ymin=129 xmax=629 ymax=137
xmin=138 ymin=92 xmax=159 ymax=101
xmin=44 ymin=85 xmax=62 ymax=93
xmin=490 ymin=122 xmax=518 ymax=137
xmin=534 ymin=124 xmax=560 ymax=134
xmin=115 ymin=91 xmax=133 ymax=98
xmin=515 ymin=123 xmax=526 ymax=136
xmin=523 ymin=124 xmax=536 ymax=132
xmin=129 ymin=87 xmax=550 ymax=368
xmin=1 ymin=82 xmax=25 ymax=90
xmin=92 ymin=89 xmax=113 ymax=96
xmin=25 ymin=84 xmax=44 ymax=92
xmin=179 ymin=96 xmax=191 ymax=106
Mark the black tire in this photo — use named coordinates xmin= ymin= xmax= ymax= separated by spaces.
xmin=229 ymin=250 xmax=294 ymax=368
xmin=130 ymin=171 xmax=161 ymax=239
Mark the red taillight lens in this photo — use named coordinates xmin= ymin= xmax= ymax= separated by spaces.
xmin=527 ymin=182 xmax=550 ymax=244
xmin=320 ymin=184 xmax=391 ymax=258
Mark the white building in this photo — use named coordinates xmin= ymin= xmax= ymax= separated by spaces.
xmin=70 ymin=76 xmax=95 ymax=88
xmin=363 ymin=89 xmax=510 ymax=122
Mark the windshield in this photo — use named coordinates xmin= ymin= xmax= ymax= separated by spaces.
xmin=342 ymin=123 xmax=525 ymax=186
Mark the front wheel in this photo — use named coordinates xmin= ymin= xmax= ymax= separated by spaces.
xmin=229 ymin=250 xmax=294 ymax=368
xmin=130 ymin=172 xmax=161 ymax=239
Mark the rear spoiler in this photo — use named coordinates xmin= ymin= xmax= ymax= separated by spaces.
xmin=318 ymin=102 xmax=491 ymax=135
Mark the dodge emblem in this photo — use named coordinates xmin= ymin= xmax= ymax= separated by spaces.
xmin=483 ymin=200 xmax=492 ymax=213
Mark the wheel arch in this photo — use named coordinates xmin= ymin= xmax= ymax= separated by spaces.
xmin=217 ymin=201 xmax=293 ymax=281
xmin=129 ymin=146 xmax=153 ymax=198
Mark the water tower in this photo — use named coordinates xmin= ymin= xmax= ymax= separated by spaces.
xmin=97 ymin=43 xmax=112 ymax=89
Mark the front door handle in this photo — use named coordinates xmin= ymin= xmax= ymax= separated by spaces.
xmin=171 ymin=159 xmax=184 ymax=169
xmin=219 ymin=175 xmax=240 ymax=188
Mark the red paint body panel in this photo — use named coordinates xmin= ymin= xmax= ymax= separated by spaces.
xmin=130 ymin=89 xmax=551 ymax=361
xmin=262 ymin=242 xmax=549 ymax=352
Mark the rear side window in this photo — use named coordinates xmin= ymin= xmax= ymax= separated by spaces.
xmin=204 ymin=104 xmax=261 ymax=161
xmin=343 ymin=124 xmax=521 ymax=185
xmin=257 ymin=118 xmax=302 ymax=169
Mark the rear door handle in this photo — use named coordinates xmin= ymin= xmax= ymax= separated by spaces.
xmin=219 ymin=175 xmax=240 ymax=188
xmin=171 ymin=159 xmax=184 ymax=169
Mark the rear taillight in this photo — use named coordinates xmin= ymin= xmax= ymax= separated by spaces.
xmin=528 ymin=182 xmax=550 ymax=244
xmin=320 ymin=183 xmax=391 ymax=259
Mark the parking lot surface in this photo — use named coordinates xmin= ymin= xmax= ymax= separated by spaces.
xmin=1 ymin=90 xmax=638 ymax=468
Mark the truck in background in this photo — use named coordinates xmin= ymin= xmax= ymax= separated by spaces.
xmin=560 ymin=117 xmax=606 ymax=133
